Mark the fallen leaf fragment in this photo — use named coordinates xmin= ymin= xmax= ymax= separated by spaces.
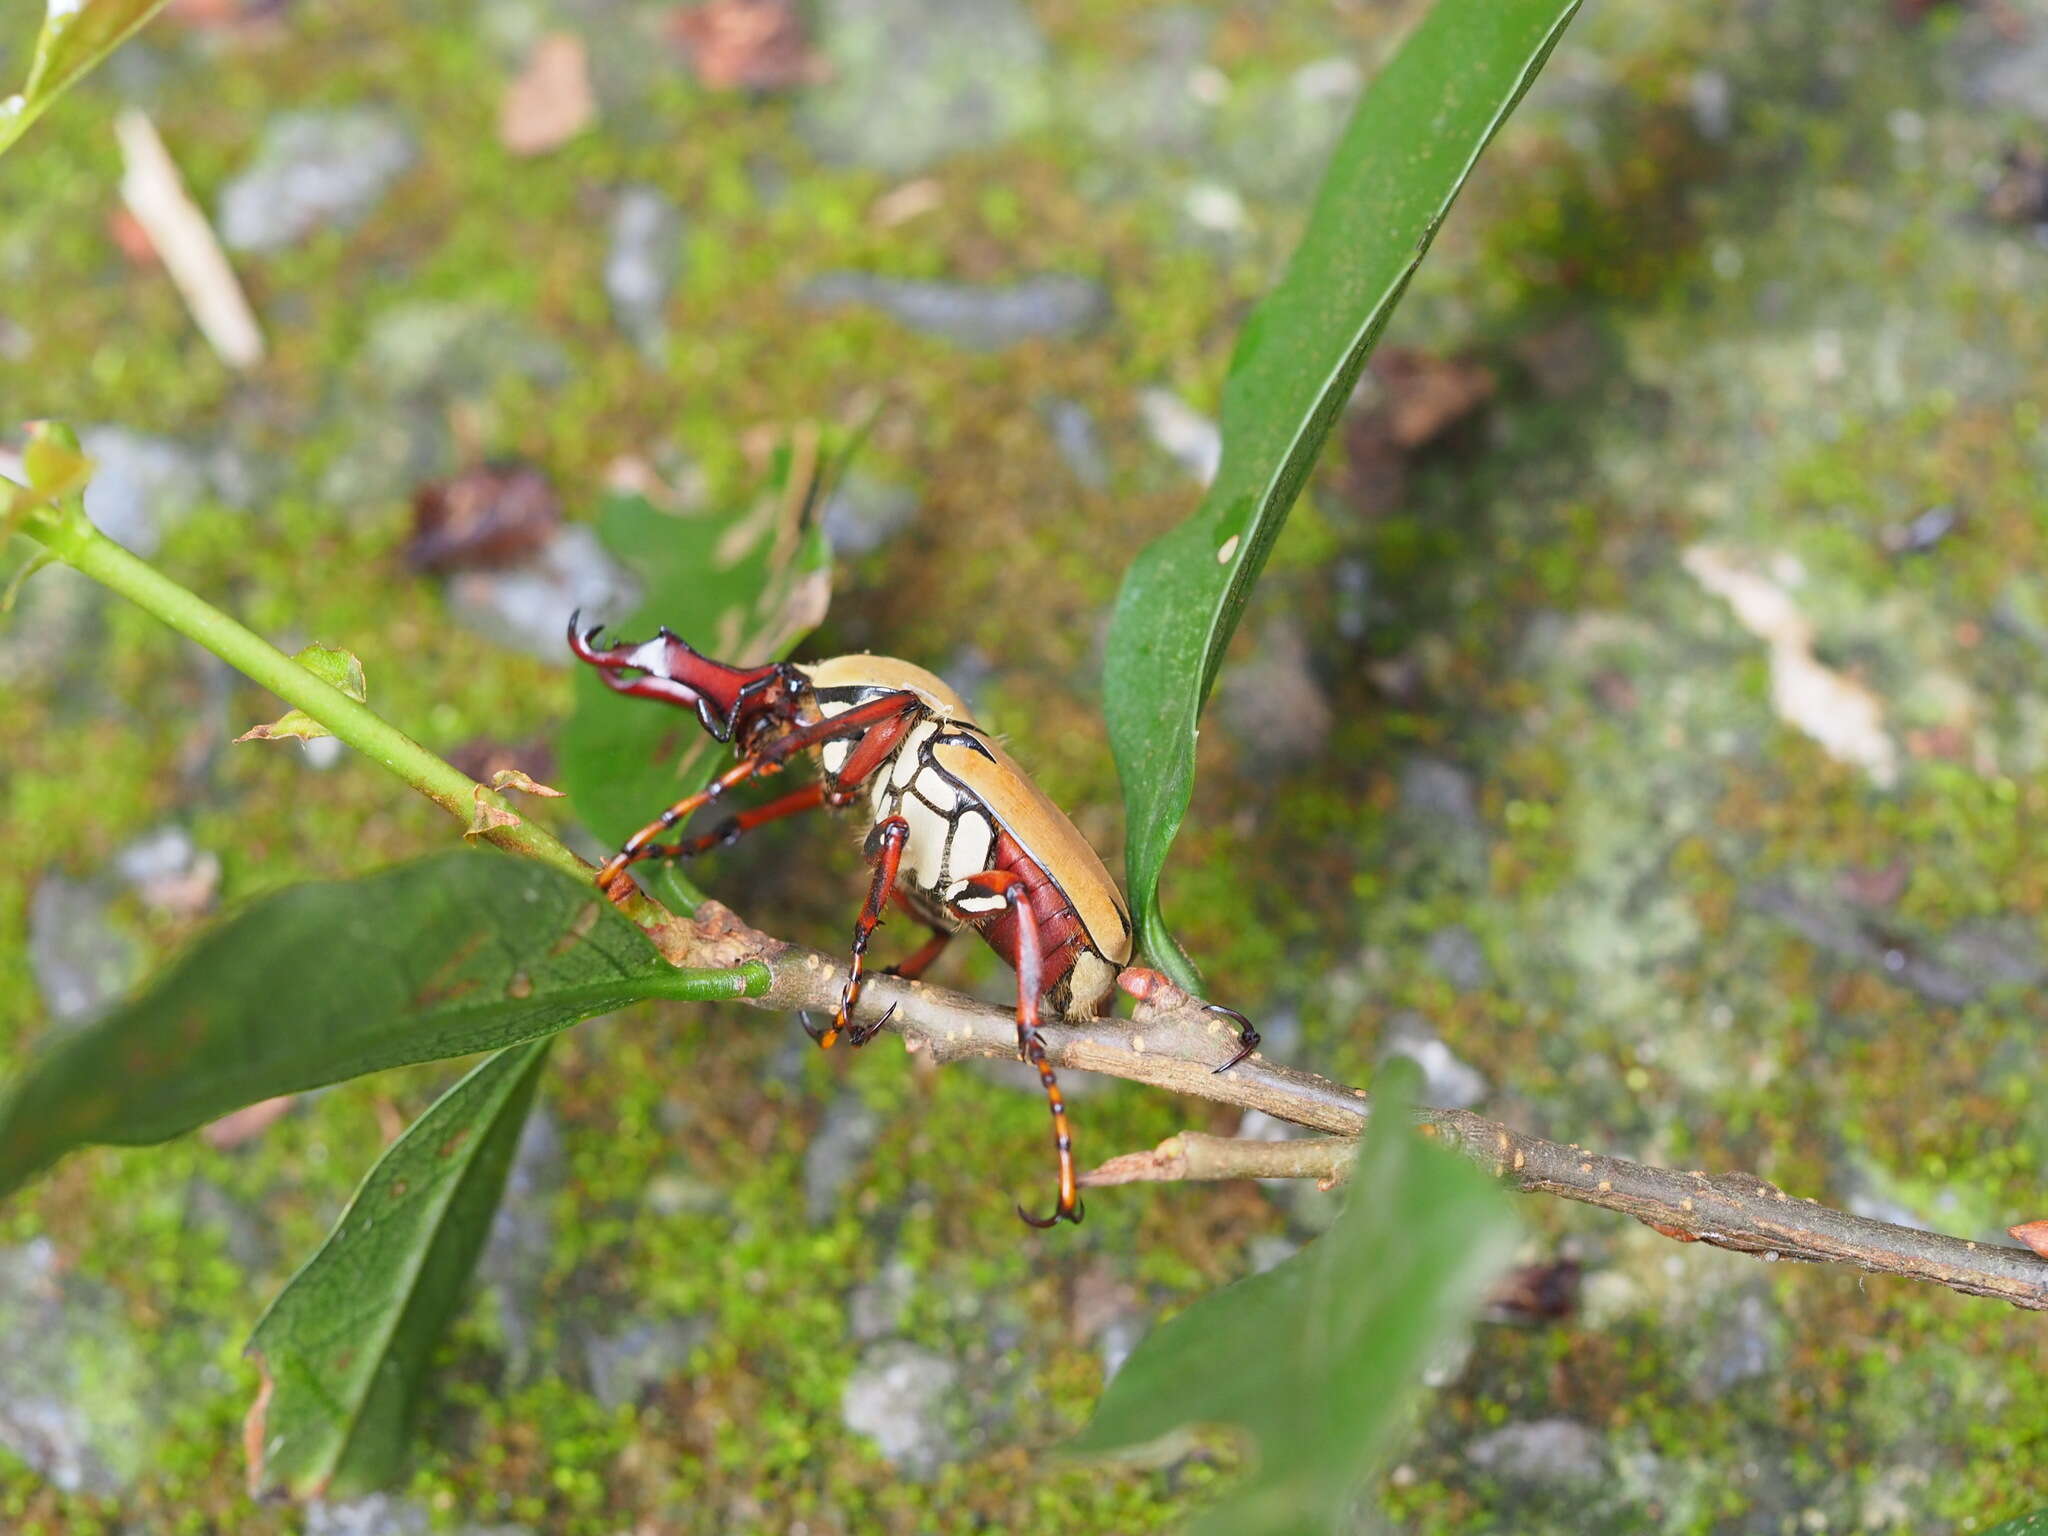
xmin=2010 ymin=1220 xmax=2048 ymax=1259
xmin=671 ymin=0 xmax=822 ymax=91
xmin=500 ymin=32 xmax=596 ymax=157
xmin=407 ymin=462 xmax=562 ymax=573
xmin=202 ymin=1095 xmax=296 ymax=1149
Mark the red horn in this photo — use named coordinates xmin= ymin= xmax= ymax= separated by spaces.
xmin=567 ymin=615 xmax=789 ymax=741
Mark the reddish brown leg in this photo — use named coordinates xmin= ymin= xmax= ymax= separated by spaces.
xmin=637 ymin=780 xmax=828 ymax=861
xmin=952 ymin=870 xmax=1082 ymax=1228
xmin=598 ymin=689 xmax=923 ymax=886
xmin=883 ymin=919 xmax=954 ymax=981
xmin=802 ymin=815 xmax=910 ymax=1052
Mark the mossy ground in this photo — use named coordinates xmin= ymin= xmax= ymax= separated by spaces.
xmin=2 ymin=0 xmax=2045 ymax=1531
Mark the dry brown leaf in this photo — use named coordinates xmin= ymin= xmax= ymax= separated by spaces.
xmin=500 ymin=33 xmax=596 ymax=157
xmin=671 ymin=0 xmax=823 ymax=92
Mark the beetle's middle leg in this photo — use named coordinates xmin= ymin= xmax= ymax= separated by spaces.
xmin=880 ymin=888 xmax=958 ymax=987
xmin=802 ymin=814 xmax=910 ymax=1052
xmin=948 ymin=870 xmax=1083 ymax=1229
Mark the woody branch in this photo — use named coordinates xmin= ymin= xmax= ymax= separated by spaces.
xmin=665 ymin=899 xmax=2048 ymax=1315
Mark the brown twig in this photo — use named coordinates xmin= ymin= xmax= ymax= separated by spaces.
xmin=661 ymin=901 xmax=2048 ymax=1313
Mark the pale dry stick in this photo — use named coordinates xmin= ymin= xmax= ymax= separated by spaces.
xmin=114 ymin=110 xmax=266 ymax=370
xmin=672 ymin=899 xmax=2048 ymax=1314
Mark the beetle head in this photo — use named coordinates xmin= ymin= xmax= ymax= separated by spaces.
xmin=568 ymin=617 xmax=809 ymax=747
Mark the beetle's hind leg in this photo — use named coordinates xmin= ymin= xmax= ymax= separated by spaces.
xmin=947 ymin=871 xmax=1082 ymax=1228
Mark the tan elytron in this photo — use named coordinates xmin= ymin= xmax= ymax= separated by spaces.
xmin=801 ymin=655 xmax=1133 ymax=1015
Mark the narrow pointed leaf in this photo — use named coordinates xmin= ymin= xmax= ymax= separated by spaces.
xmin=1103 ymin=0 xmax=1582 ymax=981
xmin=559 ymin=435 xmax=836 ymax=912
xmin=0 ymin=1 xmax=175 ymax=159
xmin=246 ymin=1038 xmax=552 ymax=1498
xmin=1072 ymin=1064 xmax=1517 ymax=1533
xmin=0 ymin=850 xmax=765 ymax=1200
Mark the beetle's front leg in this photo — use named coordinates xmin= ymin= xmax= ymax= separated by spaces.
xmin=801 ymin=815 xmax=910 ymax=1052
xmin=948 ymin=870 xmax=1082 ymax=1228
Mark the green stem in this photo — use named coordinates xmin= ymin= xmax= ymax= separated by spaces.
xmin=632 ymin=961 xmax=772 ymax=1002
xmin=23 ymin=503 xmax=636 ymax=907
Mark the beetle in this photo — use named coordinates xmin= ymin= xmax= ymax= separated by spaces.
xmin=569 ymin=617 xmax=1259 ymax=1227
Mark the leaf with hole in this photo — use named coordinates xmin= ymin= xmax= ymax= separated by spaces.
xmin=1071 ymin=1063 xmax=1517 ymax=1534
xmin=0 ymin=850 xmax=765 ymax=1201
xmin=245 ymin=1038 xmax=552 ymax=1498
xmin=1102 ymin=0 xmax=1582 ymax=984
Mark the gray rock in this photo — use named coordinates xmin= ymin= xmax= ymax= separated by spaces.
xmin=1399 ymin=754 xmax=1481 ymax=827
xmin=0 ymin=1240 xmax=154 ymax=1495
xmin=360 ymin=300 xmax=568 ymax=402
xmin=305 ymin=1494 xmax=433 ymax=1536
xmin=604 ymin=185 xmax=684 ymax=357
xmin=477 ymin=1105 xmax=564 ymax=1380
xmin=1965 ymin=25 xmax=2048 ymax=124
xmin=218 ymin=109 xmax=418 ymax=253
xmin=1136 ymin=386 xmax=1219 ymax=484
xmin=1067 ymin=8 xmax=1213 ymax=159
xmin=1245 ymin=1233 xmax=1302 ymax=1275
xmin=801 ymin=0 xmax=1051 ymax=175
xmin=849 ymin=1256 xmax=919 ymax=1342
xmin=804 ymin=1092 xmax=881 ymax=1223
xmin=1041 ymin=397 xmax=1110 ymax=491
xmin=801 ymin=272 xmax=1109 ymax=351
xmin=840 ymin=1342 xmax=960 ymax=1477
xmin=1214 ymin=56 xmax=1362 ymax=200
xmin=79 ymin=426 xmax=211 ymax=556
xmin=582 ymin=1316 xmax=708 ymax=1410
xmin=316 ymin=404 xmax=451 ymax=514
xmin=820 ymin=471 xmax=919 ymax=557
xmin=443 ymin=526 xmax=640 ymax=663
xmin=1687 ymin=69 xmax=1733 ymax=142
xmin=1378 ymin=1012 xmax=1490 ymax=1110
xmin=1424 ymin=925 xmax=1491 ymax=992
xmin=1466 ymin=1417 xmax=1607 ymax=1487
xmin=113 ymin=825 xmax=221 ymax=918
xmin=28 ymin=873 xmax=139 ymax=1025
xmin=1697 ymin=1291 xmax=1779 ymax=1398
xmin=1217 ymin=617 xmax=1332 ymax=767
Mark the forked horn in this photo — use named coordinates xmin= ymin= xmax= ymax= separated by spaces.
xmin=567 ymin=614 xmax=790 ymax=741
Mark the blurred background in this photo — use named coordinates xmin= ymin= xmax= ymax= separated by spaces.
xmin=3 ymin=0 xmax=2047 ymax=1530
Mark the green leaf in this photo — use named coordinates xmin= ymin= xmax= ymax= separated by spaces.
xmin=0 ymin=1 xmax=175 ymax=160
xmin=1983 ymin=1515 xmax=2048 ymax=1536
xmin=4 ymin=420 xmax=95 ymax=540
xmin=234 ymin=644 xmax=369 ymax=743
xmin=246 ymin=1038 xmax=552 ymax=1498
xmin=1071 ymin=1063 xmax=1517 ymax=1534
xmin=0 ymin=850 xmax=766 ymax=1200
xmin=1102 ymin=0 xmax=1582 ymax=982
xmin=559 ymin=432 xmax=837 ymax=913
